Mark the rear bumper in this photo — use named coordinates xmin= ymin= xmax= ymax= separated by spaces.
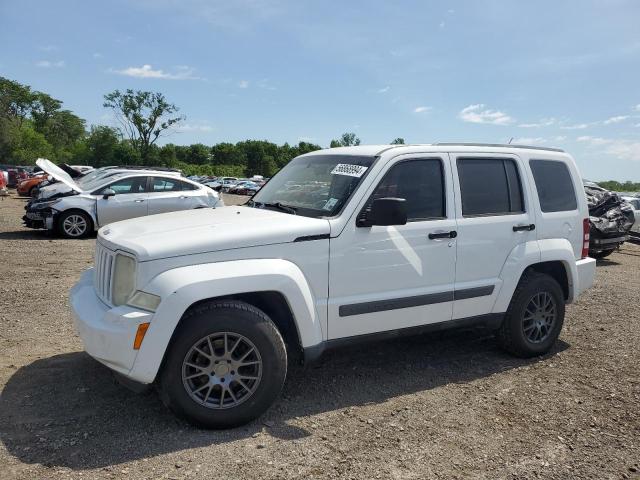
xmin=70 ymin=269 xmax=153 ymax=379
xmin=574 ymin=257 xmax=596 ymax=299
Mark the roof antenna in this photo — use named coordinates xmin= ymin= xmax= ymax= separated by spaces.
xmin=508 ymin=137 xmax=514 ymax=144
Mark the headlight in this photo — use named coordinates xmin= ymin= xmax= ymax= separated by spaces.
xmin=127 ymin=291 xmax=161 ymax=312
xmin=33 ymin=199 xmax=61 ymax=209
xmin=112 ymin=254 xmax=136 ymax=306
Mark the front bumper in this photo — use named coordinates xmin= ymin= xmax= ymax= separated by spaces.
xmin=70 ymin=269 xmax=153 ymax=379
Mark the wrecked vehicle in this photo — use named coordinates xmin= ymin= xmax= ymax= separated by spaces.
xmin=584 ymin=181 xmax=635 ymax=258
xmin=24 ymin=159 xmax=224 ymax=238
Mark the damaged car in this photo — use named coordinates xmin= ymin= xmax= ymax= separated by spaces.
xmin=24 ymin=159 xmax=224 ymax=238
xmin=584 ymin=181 xmax=636 ymax=258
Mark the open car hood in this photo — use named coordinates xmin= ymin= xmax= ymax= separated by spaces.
xmin=35 ymin=158 xmax=81 ymax=192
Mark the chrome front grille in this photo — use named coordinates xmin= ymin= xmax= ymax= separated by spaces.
xmin=94 ymin=243 xmax=115 ymax=304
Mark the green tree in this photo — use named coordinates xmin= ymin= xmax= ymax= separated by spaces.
xmin=186 ymin=143 xmax=211 ymax=165
xmin=390 ymin=137 xmax=405 ymax=144
xmin=84 ymin=126 xmax=120 ymax=167
xmin=11 ymin=122 xmax=53 ymax=163
xmin=103 ymin=89 xmax=183 ymax=163
xmin=330 ymin=132 xmax=360 ymax=147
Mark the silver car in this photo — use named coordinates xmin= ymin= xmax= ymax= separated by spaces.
xmin=24 ymin=159 xmax=224 ymax=238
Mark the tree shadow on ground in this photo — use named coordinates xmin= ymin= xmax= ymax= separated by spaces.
xmin=0 ymin=329 xmax=568 ymax=470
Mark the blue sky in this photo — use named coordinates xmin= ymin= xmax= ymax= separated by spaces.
xmin=1 ymin=0 xmax=640 ymax=180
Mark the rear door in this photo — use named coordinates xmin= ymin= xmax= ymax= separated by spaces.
xmin=95 ymin=176 xmax=149 ymax=226
xmin=147 ymin=177 xmax=198 ymax=215
xmin=450 ymin=153 xmax=537 ymax=319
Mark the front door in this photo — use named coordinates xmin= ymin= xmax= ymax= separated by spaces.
xmin=328 ymin=154 xmax=457 ymax=339
xmin=95 ymin=176 xmax=148 ymax=226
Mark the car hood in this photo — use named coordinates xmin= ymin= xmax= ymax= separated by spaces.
xmin=36 ymin=158 xmax=81 ymax=192
xmin=98 ymin=206 xmax=331 ymax=261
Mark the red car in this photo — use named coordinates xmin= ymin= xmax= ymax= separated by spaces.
xmin=0 ymin=169 xmax=8 ymax=194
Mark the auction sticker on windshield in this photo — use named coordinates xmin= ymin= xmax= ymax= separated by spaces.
xmin=331 ymin=164 xmax=368 ymax=177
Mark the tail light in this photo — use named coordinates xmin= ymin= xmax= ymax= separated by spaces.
xmin=582 ymin=218 xmax=590 ymax=259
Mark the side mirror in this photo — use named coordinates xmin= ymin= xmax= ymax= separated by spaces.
xmin=357 ymin=197 xmax=407 ymax=227
xmin=102 ymin=188 xmax=116 ymax=200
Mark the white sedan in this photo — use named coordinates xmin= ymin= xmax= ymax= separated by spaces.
xmin=24 ymin=159 xmax=224 ymax=238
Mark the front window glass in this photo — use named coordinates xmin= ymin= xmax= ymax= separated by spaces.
xmin=249 ymin=154 xmax=376 ymax=217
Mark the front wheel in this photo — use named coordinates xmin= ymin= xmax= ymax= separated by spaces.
xmin=57 ymin=210 xmax=92 ymax=238
xmin=158 ymin=300 xmax=287 ymax=429
xmin=497 ymin=271 xmax=565 ymax=358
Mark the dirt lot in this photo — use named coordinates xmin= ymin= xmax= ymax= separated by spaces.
xmin=0 ymin=191 xmax=638 ymax=480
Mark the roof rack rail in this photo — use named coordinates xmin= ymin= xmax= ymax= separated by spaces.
xmin=434 ymin=142 xmax=565 ymax=153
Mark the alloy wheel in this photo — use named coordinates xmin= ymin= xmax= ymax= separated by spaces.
xmin=522 ymin=291 xmax=557 ymax=343
xmin=62 ymin=214 xmax=87 ymax=237
xmin=182 ymin=332 xmax=263 ymax=409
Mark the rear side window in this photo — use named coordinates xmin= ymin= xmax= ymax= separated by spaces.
xmin=370 ymin=158 xmax=445 ymax=221
xmin=151 ymin=177 xmax=198 ymax=192
xmin=529 ymin=160 xmax=577 ymax=212
xmin=457 ymin=158 xmax=524 ymax=216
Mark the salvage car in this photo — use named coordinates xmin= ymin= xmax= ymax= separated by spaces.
xmin=70 ymin=143 xmax=596 ymax=428
xmin=584 ymin=181 xmax=635 ymax=258
xmin=228 ymin=181 xmax=261 ymax=196
xmin=24 ymin=159 xmax=224 ymax=238
xmin=621 ymin=196 xmax=640 ymax=235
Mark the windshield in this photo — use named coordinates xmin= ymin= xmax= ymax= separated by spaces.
xmin=249 ymin=154 xmax=376 ymax=218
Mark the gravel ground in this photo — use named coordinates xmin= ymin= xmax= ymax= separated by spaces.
xmin=0 ymin=190 xmax=639 ymax=480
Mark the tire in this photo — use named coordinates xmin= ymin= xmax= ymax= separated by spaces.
xmin=57 ymin=210 xmax=92 ymax=239
xmin=158 ymin=300 xmax=287 ymax=429
xmin=29 ymin=186 xmax=38 ymax=198
xmin=590 ymin=249 xmax=614 ymax=259
xmin=497 ymin=271 xmax=565 ymax=358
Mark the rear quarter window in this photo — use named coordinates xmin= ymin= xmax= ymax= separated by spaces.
xmin=529 ymin=160 xmax=578 ymax=212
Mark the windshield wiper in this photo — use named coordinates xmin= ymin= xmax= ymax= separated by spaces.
xmin=253 ymin=201 xmax=297 ymax=215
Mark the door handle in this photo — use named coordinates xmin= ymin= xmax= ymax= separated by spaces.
xmin=134 ymin=199 xmax=145 ymax=203
xmin=513 ymin=224 xmax=535 ymax=232
xmin=179 ymin=195 xmax=188 ymax=199
xmin=428 ymin=230 xmax=457 ymax=240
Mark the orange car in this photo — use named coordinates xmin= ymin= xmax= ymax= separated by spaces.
xmin=16 ymin=174 xmax=48 ymax=197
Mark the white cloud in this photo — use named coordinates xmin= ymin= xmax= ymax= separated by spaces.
xmin=39 ymin=45 xmax=58 ymax=52
xmin=176 ymin=123 xmax=214 ymax=132
xmin=512 ymin=137 xmax=546 ymax=145
xmin=603 ymin=115 xmax=629 ymax=125
xmin=553 ymin=135 xmax=567 ymax=141
xmin=560 ymin=123 xmax=589 ymax=130
xmin=238 ymin=80 xmax=249 ymax=88
xmin=93 ymin=53 xmax=102 ymax=58
xmin=459 ymin=104 xmax=514 ymax=125
xmin=413 ymin=106 xmax=431 ymax=113
xmin=35 ymin=60 xmax=64 ymax=68
xmin=634 ymin=123 xmax=640 ymax=128
xmin=439 ymin=21 xmax=445 ymax=28
xmin=256 ymin=78 xmax=276 ymax=90
xmin=377 ymin=86 xmax=390 ymax=93
xmin=518 ymin=118 xmax=556 ymax=128
xmin=577 ymin=136 xmax=640 ymax=161
xmin=113 ymin=64 xmax=200 ymax=80
xmin=634 ymin=104 xmax=640 ymax=112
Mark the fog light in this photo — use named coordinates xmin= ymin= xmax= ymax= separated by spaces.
xmin=127 ymin=291 xmax=161 ymax=312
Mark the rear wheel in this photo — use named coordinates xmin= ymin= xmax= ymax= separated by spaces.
xmin=158 ymin=300 xmax=287 ymax=429
xmin=57 ymin=210 xmax=92 ymax=238
xmin=497 ymin=271 xmax=565 ymax=358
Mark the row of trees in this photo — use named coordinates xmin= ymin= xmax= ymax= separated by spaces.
xmin=2 ymin=77 xmax=403 ymax=177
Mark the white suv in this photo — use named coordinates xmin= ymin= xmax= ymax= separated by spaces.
xmin=70 ymin=144 xmax=596 ymax=428
xmin=24 ymin=160 xmax=223 ymax=238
